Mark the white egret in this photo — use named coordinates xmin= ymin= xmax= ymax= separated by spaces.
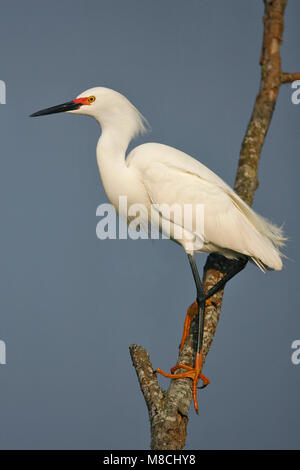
xmin=30 ymin=87 xmax=285 ymax=412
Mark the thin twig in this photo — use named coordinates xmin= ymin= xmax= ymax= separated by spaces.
xmin=281 ymin=72 xmax=300 ymax=83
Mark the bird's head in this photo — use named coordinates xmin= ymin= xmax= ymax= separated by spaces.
xmin=30 ymin=87 xmax=148 ymax=138
xmin=30 ymin=87 xmax=109 ymax=119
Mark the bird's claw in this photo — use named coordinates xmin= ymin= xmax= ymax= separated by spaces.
xmin=155 ymin=351 xmax=210 ymax=413
xmin=198 ymin=383 xmax=209 ymax=390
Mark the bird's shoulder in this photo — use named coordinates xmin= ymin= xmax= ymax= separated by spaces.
xmin=126 ymin=142 xmax=232 ymax=194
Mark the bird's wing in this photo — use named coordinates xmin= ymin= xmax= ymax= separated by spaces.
xmin=141 ymin=161 xmax=252 ymax=252
xmin=128 ymin=143 xmax=284 ymax=268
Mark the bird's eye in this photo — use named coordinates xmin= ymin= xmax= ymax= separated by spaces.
xmin=88 ymin=96 xmax=96 ymax=103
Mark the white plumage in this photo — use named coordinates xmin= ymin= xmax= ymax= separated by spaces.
xmin=33 ymin=87 xmax=286 ymax=271
xmin=126 ymin=142 xmax=285 ymax=270
xmin=30 ymin=86 xmax=286 ymax=412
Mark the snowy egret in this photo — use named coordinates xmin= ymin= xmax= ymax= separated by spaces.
xmin=30 ymin=87 xmax=285 ymax=412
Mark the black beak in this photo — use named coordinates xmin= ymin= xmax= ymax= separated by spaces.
xmin=30 ymin=100 xmax=81 ymax=117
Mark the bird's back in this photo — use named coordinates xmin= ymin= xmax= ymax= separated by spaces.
xmin=127 ymin=142 xmax=285 ymax=270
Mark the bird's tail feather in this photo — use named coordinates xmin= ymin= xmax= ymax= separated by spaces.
xmin=230 ymin=193 xmax=287 ymax=271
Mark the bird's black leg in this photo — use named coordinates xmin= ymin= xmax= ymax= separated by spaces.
xmin=187 ymin=254 xmax=206 ymax=354
xmin=155 ymin=255 xmax=248 ymax=413
xmin=154 ymin=254 xmax=210 ymax=413
xmin=202 ymin=257 xmax=248 ymax=304
xmin=181 ymin=256 xmax=248 ymax=353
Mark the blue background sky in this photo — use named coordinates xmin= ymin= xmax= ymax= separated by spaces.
xmin=0 ymin=0 xmax=299 ymax=449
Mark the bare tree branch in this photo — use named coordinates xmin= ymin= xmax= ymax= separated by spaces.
xmin=281 ymin=72 xmax=300 ymax=83
xmin=130 ymin=0 xmax=297 ymax=450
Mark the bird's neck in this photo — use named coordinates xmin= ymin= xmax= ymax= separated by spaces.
xmin=97 ymin=126 xmax=130 ymax=162
xmin=96 ymin=126 xmax=131 ymax=205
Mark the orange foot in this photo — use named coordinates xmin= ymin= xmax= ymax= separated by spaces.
xmin=155 ymin=350 xmax=210 ymax=413
xmin=179 ymin=298 xmax=215 ymax=352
